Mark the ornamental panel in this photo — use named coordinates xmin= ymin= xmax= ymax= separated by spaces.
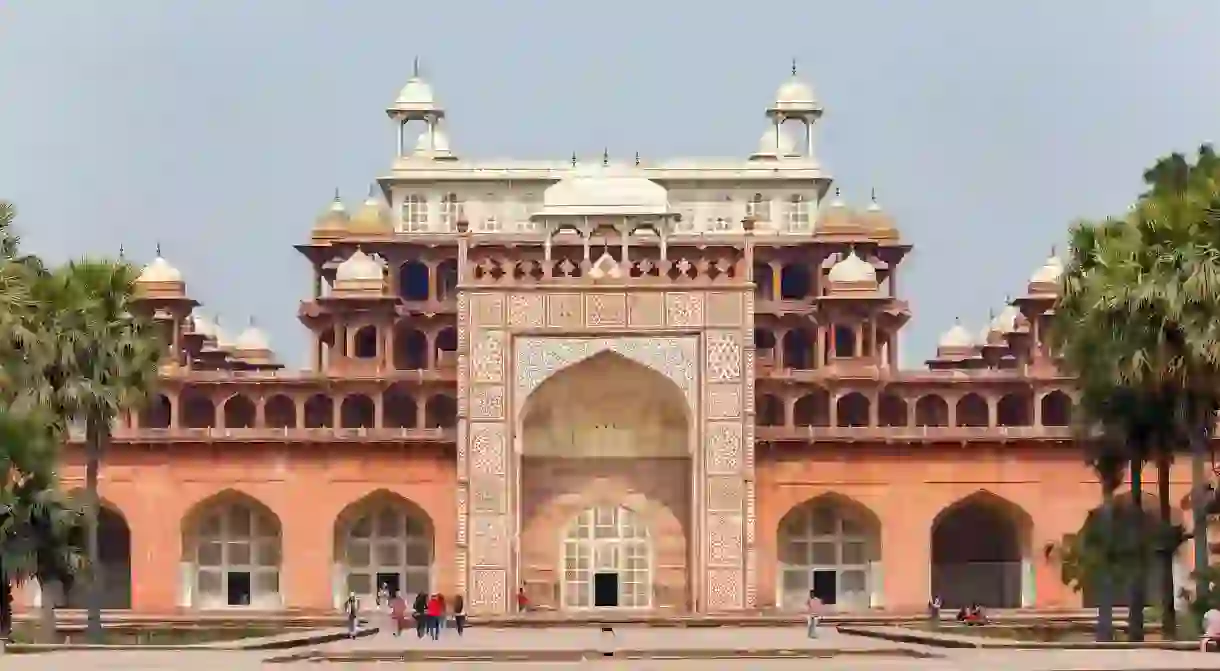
xmin=665 ymin=292 xmax=704 ymax=328
xmin=546 ymin=294 xmax=583 ymax=329
xmin=706 ymin=568 xmax=744 ymax=610
xmin=472 ymin=331 xmax=505 ymax=384
xmin=705 ymin=331 xmax=743 ymax=383
xmin=471 ymin=515 xmax=508 ymax=567
xmin=705 ymin=422 xmax=743 ymax=475
xmin=705 ymin=384 xmax=742 ymax=420
xmin=469 ymin=422 xmax=506 ymax=475
xmin=507 ymin=292 xmax=546 ymax=329
xmin=706 ymin=476 xmax=745 ymax=513
xmin=705 ymin=292 xmax=743 ymax=327
xmin=469 ymin=385 xmax=506 ymax=421
xmin=627 ymin=293 xmax=665 ymax=328
xmin=707 ymin=513 xmax=744 ymax=565
xmin=514 ymin=336 xmax=698 ymax=413
xmin=470 ymin=293 xmax=505 ymax=326
xmin=470 ymin=475 xmax=507 ymax=514
xmin=585 ymin=293 xmax=627 ymax=328
xmin=456 ymin=485 xmax=469 ymax=544
xmin=470 ymin=568 xmax=507 ymax=611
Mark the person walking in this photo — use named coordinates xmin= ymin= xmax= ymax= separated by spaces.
xmin=343 ymin=592 xmax=360 ymax=639
xmin=413 ymin=592 xmax=428 ymax=639
xmin=437 ymin=593 xmax=448 ymax=633
xmin=426 ymin=593 xmax=442 ymax=640
xmin=389 ymin=592 xmax=407 ymax=637
xmin=806 ymin=590 xmax=824 ymax=639
xmin=452 ymin=594 xmax=467 ymax=636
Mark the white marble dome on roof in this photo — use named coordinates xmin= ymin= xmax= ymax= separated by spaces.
xmin=335 ymin=248 xmax=385 ymax=282
xmin=137 ymin=256 xmax=182 ymax=283
xmin=775 ymin=76 xmax=816 ymax=107
xmin=235 ymin=324 xmax=271 ymax=351
xmin=1029 ymin=255 xmax=1064 ymax=285
xmin=992 ymin=304 xmax=1021 ymax=333
xmin=537 ymin=166 xmax=671 ymax=218
xmin=827 ymin=250 xmax=877 ymax=284
xmin=938 ymin=322 xmax=975 ymax=349
xmin=394 ymin=77 xmax=436 ymax=107
xmin=752 ymin=126 xmax=797 ymax=157
xmin=191 ymin=314 xmax=216 ymax=338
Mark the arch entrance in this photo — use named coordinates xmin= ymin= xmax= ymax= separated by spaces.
xmin=930 ymin=492 xmax=1032 ymax=608
xmin=180 ymin=491 xmax=282 ymax=609
xmin=776 ymin=495 xmax=881 ymax=611
xmin=333 ymin=491 xmax=434 ymax=606
xmin=518 ymin=350 xmax=691 ymax=610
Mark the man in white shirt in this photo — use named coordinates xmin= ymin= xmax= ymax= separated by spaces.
xmin=1201 ymin=607 xmax=1220 ymax=652
xmin=806 ymin=590 xmax=824 ymax=639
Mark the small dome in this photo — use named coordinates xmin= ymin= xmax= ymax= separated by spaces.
xmin=861 ymin=197 xmax=899 ymax=240
xmin=774 ymin=76 xmax=817 ymax=108
xmin=751 ymin=126 xmax=797 ymax=158
xmin=827 ymin=250 xmax=877 ymax=284
xmin=394 ymin=77 xmax=435 ymax=107
xmin=212 ymin=321 xmax=234 ymax=349
xmin=191 ymin=314 xmax=215 ymax=338
xmin=938 ymin=322 xmax=975 ymax=349
xmin=335 ymin=248 xmax=385 ymax=282
xmin=992 ymin=304 xmax=1021 ymax=333
xmin=313 ymin=193 xmax=350 ymax=233
xmin=235 ymin=324 xmax=271 ymax=351
xmin=349 ymin=193 xmax=392 ymax=234
xmin=137 ymin=256 xmax=182 ymax=283
xmin=1029 ymin=254 xmax=1064 ymax=285
xmin=818 ymin=190 xmax=860 ymax=233
xmin=538 ymin=166 xmax=670 ymax=217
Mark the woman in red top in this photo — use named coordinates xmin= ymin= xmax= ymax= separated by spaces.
xmin=425 ymin=594 xmax=442 ymax=640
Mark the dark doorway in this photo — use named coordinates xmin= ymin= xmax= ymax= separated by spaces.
xmin=812 ymin=570 xmax=837 ymax=606
xmin=593 ymin=572 xmax=619 ymax=607
xmin=227 ymin=571 xmax=252 ymax=606
xmin=377 ymin=572 xmax=402 ymax=597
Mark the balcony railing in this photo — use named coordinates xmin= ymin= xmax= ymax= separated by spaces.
xmin=68 ymin=427 xmax=457 ymax=443
xmin=755 ymin=425 xmax=1076 ymax=442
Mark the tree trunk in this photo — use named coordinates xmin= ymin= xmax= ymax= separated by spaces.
xmin=1157 ymin=451 xmax=1178 ymax=638
xmin=1129 ymin=458 xmax=1147 ymax=642
xmin=38 ymin=581 xmax=59 ymax=643
xmin=1190 ymin=412 xmax=1211 ymax=608
xmin=84 ymin=413 xmax=102 ymax=643
xmin=1096 ymin=484 xmax=1116 ymax=642
xmin=0 ymin=560 xmax=11 ymax=639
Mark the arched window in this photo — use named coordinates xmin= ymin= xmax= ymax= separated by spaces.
xmin=562 ymin=506 xmax=651 ymax=609
xmin=334 ymin=493 xmax=433 ymax=605
xmin=182 ymin=493 xmax=281 ymax=609
xmin=777 ymin=495 xmax=881 ymax=610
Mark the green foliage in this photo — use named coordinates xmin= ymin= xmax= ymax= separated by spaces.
xmin=1046 ymin=501 xmax=1182 ymax=597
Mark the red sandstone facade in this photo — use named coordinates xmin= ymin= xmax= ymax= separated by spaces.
xmin=29 ymin=70 xmax=1211 ymax=616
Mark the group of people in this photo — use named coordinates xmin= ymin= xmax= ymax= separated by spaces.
xmin=342 ymin=586 xmax=468 ymax=640
xmin=955 ymin=603 xmax=990 ymax=626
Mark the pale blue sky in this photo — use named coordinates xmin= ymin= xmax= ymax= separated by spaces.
xmin=2 ymin=1 xmax=1217 ymax=367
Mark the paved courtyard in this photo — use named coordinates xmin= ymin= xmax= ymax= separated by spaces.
xmin=10 ymin=621 xmax=1220 ymax=670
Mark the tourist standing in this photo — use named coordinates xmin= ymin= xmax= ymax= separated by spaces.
xmin=389 ymin=592 xmax=407 ymax=637
xmin=344 ymin=592 xmax=360 ymax=639
xmin=413 ymin=592 xmax=428 ymax=638
xmin=453 ymin=594 xmax=467 ymax=636
xmin=517 ymin=586 xmax=530 ymax=612
xmin=426 ymin=593 xmax=442 ymax=640
xmin=806 ymin=590 xmax=824 ymax=639
xmin=437 ymin=593 xmax=448 ymax=632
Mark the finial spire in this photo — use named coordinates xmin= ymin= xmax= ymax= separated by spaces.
xmin=156 ymin=241 xmax=162 ymax=257
xmin=870 ymin=188 xmax=877 ymax=203
xmin=1051 ymin=244 xmax=1057 ymax=256
xmin=602 ymin=148 xmax=609 ymax=167
xmin=332 ymin=187 xmax=340 ymax=201
xmin=634 ymin=151 xmax=640 ymax=167
xmin=791 ymin=58 xmax=798 ymax=76
xmin=118 ymin=244 xmax=125 ymax=260
xmin=367 ymin=183 xmax=376 ymax=198
xmin=412 ymin=56 xmax=420 ymax=78
xmin=248 ymin=315 xmax=256 ymax=327
xmin=571 ymin=152 xmax=577 ymax=167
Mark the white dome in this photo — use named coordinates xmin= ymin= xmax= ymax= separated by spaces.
xmin=137 ymin=256 xmax=182 ymax=283
xmin=827 ymin=250 xmax=877 ymax=284
xmin=992 ymin=305 xmax=1021 ymax=333
xmin=213 ymin=322 xmax=234 ymax=348
xmin=539 ymin=166 xmax=670 ymax=217
xmin=938 ymin=323 xmax=975 ymax=349
xmin=191 ymin=314 xmax=215 ymax=338
xmin=395 ymin=77 xmax=435 ymax=107
xmin=414 ymin=127 xmax=452 ymax=153
xmin=335 ymin=248 xmax=385 ymax=282
xmin=776 ymin=77 xmax=816 ymax=105
xmin=235 ymin=325 xmax=271 ymax=351
xmin=753 ymin=126 xmax=796 ymax=157
xmin=1029 ymin=255 xmax=1064 ymax=284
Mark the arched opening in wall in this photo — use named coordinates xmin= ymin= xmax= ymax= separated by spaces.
xmin=793 ymin=389 xmax=831 ymax=427
xmin=62 ymin=500 xmax=131 ymax=609
xmin=264 ymin=395 xmax=296 ymax=429
xmin=304 ymin=394 xmax=334 ymax=429
xmin=561 ymin=506 xmax=651 ymax=609
xmin=1078 ymin=492 xmax=1177 ymax=608
xmin=757 ymin=394 xmax=784 ymax=426
xmin=340 ymin=395 xmax=375 ymax=429
xmin=180 ymin=392 xmax=215 ymax=429
xmin=383 ymin=385 xmax=417 ymax=428
xmin=782 ymin=329 xmax=814 ymax=369
xmin=779 ymin=264 xmax=812 ymax=300
xmin=833 ymin=325 xmax=856 ymax=358
xmin=836 ymin=393 xmax=870 ymax=427
xmin=333 ymin=491 xmax=433 ymax=608
xmin=393 ymin=325 xmax=428 ymax=370
xmin=436 ymin=260 xmax=458 ymax=300
xmin=1040 ymin=391 xmax=1073 ymax=427
xmin=223 ymin=395 xmax=256 ymax=429
xmin=319 ymin=327 xmax=336 ymax=368
xmin=141 ymin=394 xmax=172 ymax=429
xmin=754 ymin=329 xmax=777 ymax=366
xmin=398 ymin=261 xmax=430 ymax=301
xmin=996 ymin=392 xmax=1033 ymax=427
xmin=353 ymin=325 xmax=379 ymax=360
xmin=930 ymin=491 xmax=1031 ymax=608
xmin=519 ymin=350 xmax=690 ymax=611
xmin=955 ymin=394 xmax=989 ymax=427
xmin=776 ymin=494 xmax=881 ymax=611
xmin=434 ymin=327 xmax=458 ymax=367
xmin=877 ymin=393 xmax=907 ymax=427
xmin=915 ymin=395 xmax=949 ymax=427
xmin=753 ymin=263 xmax=774 ymax=299
xmin=181 ymin=491 xmax=282 ymax=609
xmin=424 ymin=395 xmax=457 ymax=428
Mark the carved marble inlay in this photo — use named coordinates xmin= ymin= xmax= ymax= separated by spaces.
xmin=470 ymin=475 xmax=506 ymax=514
xmin=471 ymin=293 xmax=505 ymax=326
xmin=665 ymin=292 xmax=704 ymax=328
xmin=706 ymin=568 xmax=744 ymax=610
xmin=472 ymin=515 xmax=507 ymax=567
xmin=706 ymin=476 xmax=745 ymax=513
xmin=469 ymin=423 xmax=506 ymax=474
xmin=469 ymin=385 xmax=506 ymax=421
xmin=627 ymin=293 xmax=665 ymax=328
xmin=705 ymin=331 xmax=743 ymax=382
xmin=456 ymin=486 xmax=469 ymax=544
xmin=471 ymin=568 xmax=507 ymax=610
xmin=705 ymin=292 xmax=743 ymax=327
xmin=514 ymin=336 xmax=698 ymax=412
xmin=472 ymin=331 xmax=505 ymax=384
xmin=706 ymin=384 xmax=742 ymax=420
xmin=706 ymin=423 xmax=743 ymax=474
xmin=546 ymin=294 xmax=583 ymax=328
xmin=707 ymin=513 xmax=743 ymax=564
xmin=507 ymin=293 xmax=546 ymax=329
xmin=586 ymin=293 xmax=627 ymax=327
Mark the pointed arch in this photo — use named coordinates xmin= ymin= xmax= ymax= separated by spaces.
xmin=333 ymin=490 xmax=434 ymax=605
xmin=793 ymin=388 xmax=830 ymax=427
xmin=776 ymin=493 xmax=882 ymax=611
xmin=930 ymin=490 xmax=1032 ymax=608
xmin=264 ymin=394 xmax=296 ymax=429
xmin=996 ymin=391 xmax=1033 ymax=427
xmin=914 ymin=395 xmax=948 ymax=427
xmin=61 ymin=492 xmax=131 ymax=609
xmin=1040 ymin=390 xmax=1073 ymax=427
xmin=955 ymin=393 xmax=988 ymax=427
xmin=180 ymin=489 xmax=282 ymax=609
xmin=836 ymin=392 xmax=870 ymax=427
xmin=340 ymin=394 xmax=375 ymax=429
xmin=140 ymin=394 xmax=172 ymax=429
xmin=222 ymin=394 xmax=256 ymax=429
